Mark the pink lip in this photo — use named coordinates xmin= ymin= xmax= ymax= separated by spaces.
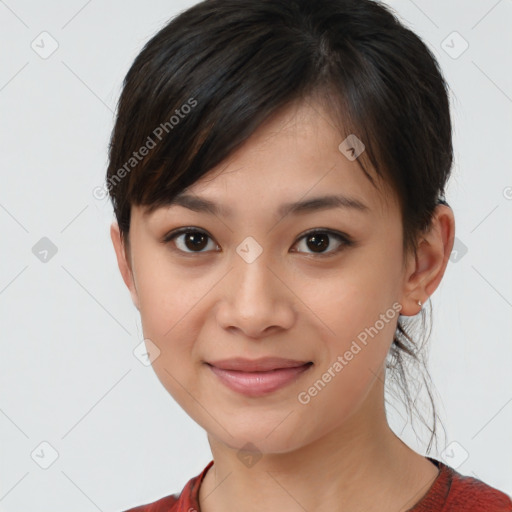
xmin=206 ymin=357 xmax=313 ymax=397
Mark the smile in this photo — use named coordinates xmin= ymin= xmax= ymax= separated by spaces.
xmin=205 ymin=358 xmax=314 ymax=397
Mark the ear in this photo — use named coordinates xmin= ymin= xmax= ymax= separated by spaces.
xmin=399 ymin=204 xmax=455 ymax=316
xmin=110 ymin=222 xmax=140 ymax=311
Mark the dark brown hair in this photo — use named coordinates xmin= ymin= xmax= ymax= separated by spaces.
xmin=106 ymin=0 xmax=453 ymax=453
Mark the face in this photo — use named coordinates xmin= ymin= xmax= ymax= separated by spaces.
xmin=113 ymin=100 xmax=419 ymax=455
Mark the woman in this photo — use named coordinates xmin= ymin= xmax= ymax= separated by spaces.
xmin=107 ymin=0 xmax=512 ymax=510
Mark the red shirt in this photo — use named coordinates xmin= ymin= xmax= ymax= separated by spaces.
xmin=124 ymin=457 xmax=512 ymax=511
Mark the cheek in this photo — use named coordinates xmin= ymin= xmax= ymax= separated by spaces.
xmin=293 ymin=303 xmax=399 ymax=445
xmin=291 ymin=256 xmax=401 ymax=414
xmin=134 ymin=245 xmax=207 ymax=338
xmin=133 ymin=253 xmax=203 ymax=373
xmin=132 ymin=255 xmax=233 ymax=424
xmin=294 ymin=253 xmax=401 ymax=348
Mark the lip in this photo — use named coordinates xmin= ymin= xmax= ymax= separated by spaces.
xmin=206 ymin=357 xmax=313 ymax=397
xmin=208 ymin=357 xmax=311 ymax=372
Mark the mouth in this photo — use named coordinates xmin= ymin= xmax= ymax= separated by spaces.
xmin=205 ymin=357 xmax=313 ymax=397
xmin=207 ymin=357 xmax=313 ymax=372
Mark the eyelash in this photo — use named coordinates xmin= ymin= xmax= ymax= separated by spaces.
xmin=161 ymin=227 xmax=354 ymax=258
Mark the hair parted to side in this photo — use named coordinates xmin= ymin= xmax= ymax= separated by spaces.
xmin=106 ymin=0 xmax=453 ymax=453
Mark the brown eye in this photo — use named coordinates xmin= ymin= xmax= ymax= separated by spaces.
xmin=163 ymin=227 xmax=353 ymax=257
xmin=181 ymin=231 xmax=209 ymax=251
xmin=163 ymin=228 xmax=218 ymax=253
xmin=305 ymin=233 xmax=330 ymax=252
xmin=292 ymin=229 xmax=352 ymax=257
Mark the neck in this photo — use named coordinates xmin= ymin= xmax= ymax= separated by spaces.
xmin=199 ymin=367 xmax=439 ymax=512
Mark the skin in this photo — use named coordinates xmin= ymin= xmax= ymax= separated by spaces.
xmin=111 ymin=99 xmax=455 ymax=512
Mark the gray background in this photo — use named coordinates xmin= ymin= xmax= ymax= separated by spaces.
xmin=1 ymin=0 xmax=511 ymax=510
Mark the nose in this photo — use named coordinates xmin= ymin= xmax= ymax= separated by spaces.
xmin=216 ymin=249 xmax=296 ymax=339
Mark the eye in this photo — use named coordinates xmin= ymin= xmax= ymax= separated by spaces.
xmin=163 ymin=227 xmax=218 ymax=254
xmin=291 ymin=229 xmax=353 ymax=257
xmin=162 ymin=227 xmax=353 ymax=256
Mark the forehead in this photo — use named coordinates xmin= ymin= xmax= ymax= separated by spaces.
xmin=142 ymin=100 xmax=397 ymax=224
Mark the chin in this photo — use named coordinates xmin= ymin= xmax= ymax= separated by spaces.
xmin=204 ymin=413 xmax=315 ymax=456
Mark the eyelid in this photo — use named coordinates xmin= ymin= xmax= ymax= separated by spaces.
xmin=162 ymin=226 xmax=219 ymax=255
xmin=162 ymin=226 xmax=215 ymax=245
xmin=292 ymin=228 xmax=353 ymax=257
xmin=162 ymin=227 xmax=354 ymax=256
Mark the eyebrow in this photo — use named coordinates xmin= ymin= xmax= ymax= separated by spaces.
xmin=160 ymin=192 xmax=370 ymax=219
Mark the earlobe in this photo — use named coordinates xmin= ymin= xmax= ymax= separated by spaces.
xmin=399 ymin=205 xmax=455 ymax=316
xmin=110 ymin=222 xmax=140 ymax=311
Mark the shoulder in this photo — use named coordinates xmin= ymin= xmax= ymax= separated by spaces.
xmin=122 ymin=493 xmax=179 ymax=512
xmin=121 ymin=460 xmax=214 ymax=512
xmin=445 ymin=464 xmax=512 ymax=512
